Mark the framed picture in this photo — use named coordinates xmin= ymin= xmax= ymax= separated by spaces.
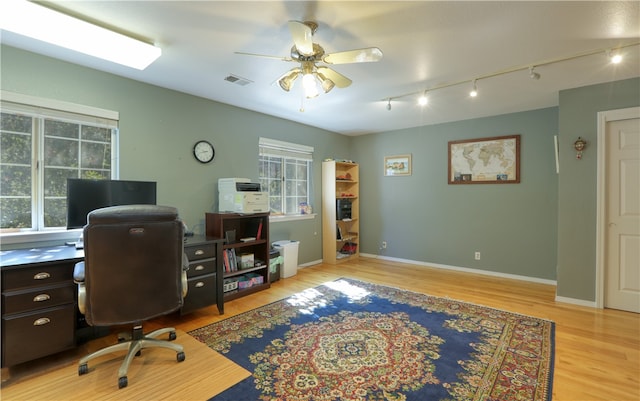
xmin=448 ymin=134 xmax=520 ymax=184
xmin=384 ymin=154 xmax=412 ymax=176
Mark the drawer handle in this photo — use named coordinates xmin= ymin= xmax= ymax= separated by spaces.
xmin=194 ymin=249 xmax=205 ymax=256
xmin=34 ymin=272 xmax=51 ymax=280
xmin=195 ymin=265 xmax=205 ymax=271
xmin=33 ymin=294 xmax=51 ymax=302
xmin=33 ymin=318 xmax=51 ymax=326
xmin=195 ymin=281 xmax=205 ymax=288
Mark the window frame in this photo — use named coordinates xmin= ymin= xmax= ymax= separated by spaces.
xmin=258 ymin=137 xmax=315 ymax=222
xmin=0 ymin=91 xmax=119 ymax=246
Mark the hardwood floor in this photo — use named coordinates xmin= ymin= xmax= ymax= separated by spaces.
xmin=2 ymin=257 xmax=639 ymax=400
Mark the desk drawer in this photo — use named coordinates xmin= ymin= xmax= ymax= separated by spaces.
xmin=2 ymin=283 xmax=75 ymax=315
xmin=187 ymin=258 xmax=216 ymax=278
xmin=2 ymin=262 xmax=74 ymax=290
xmin=184 ymin=243 xmax=215 ymax=261
xmin=2 ymin=304 xmax=75 ymax=367
xmin=181 ymin=273 xmax=217 ymax=314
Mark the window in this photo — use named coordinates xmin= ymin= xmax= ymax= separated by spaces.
xmin=0 ymin=92 xmax=118 ymax=234
xmin=258 ymin=138 xmax=313 ymax=216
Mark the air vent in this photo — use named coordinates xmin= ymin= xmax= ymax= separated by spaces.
xmin=224 ymin=74 xmax=253 ymax=86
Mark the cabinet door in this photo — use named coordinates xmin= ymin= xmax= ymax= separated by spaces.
xmin=2 ymin=304 xmax=75 ymax=367
xmin=181 ymin=274 xmax=217 ymax=314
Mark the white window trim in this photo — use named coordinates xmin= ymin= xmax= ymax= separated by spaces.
xmin=0 ymin=91 xmax=119 ymax=246
xmin=259 ymin=137 xmax=314 ymax=217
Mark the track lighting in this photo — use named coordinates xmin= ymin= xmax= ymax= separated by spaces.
xmin=470 ymin=80 xmax=478 ymax=97
xmin=418 ymin=90 xmax=428 ymax=106
xmin=382 ymin=41 xmax=638 ymax=109
xmin=529 ymin=66 xmax=540 ymax=80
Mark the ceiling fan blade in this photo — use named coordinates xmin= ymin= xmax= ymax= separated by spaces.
xmin=317 ymin=67 xmax=352 ymax=88
xmin=234 ymin=51 xmax=293 ymax=62
xmin=288 ymin=20 xmax=314 ymax=56
xmin=323 ymin=47 xmax=383 ymax=64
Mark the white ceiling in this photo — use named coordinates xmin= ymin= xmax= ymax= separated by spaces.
xmin=2 ymin=1 xmax=639 ymax=135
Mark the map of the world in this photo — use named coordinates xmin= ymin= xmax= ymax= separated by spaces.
xmin=449 ymin=136 xmax=519 ymax=183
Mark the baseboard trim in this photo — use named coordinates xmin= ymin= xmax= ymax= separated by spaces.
xmin=554 ymin=296 xmax=598 ymax=308
xmin=360 ymin=253 xmax=557 ymax=286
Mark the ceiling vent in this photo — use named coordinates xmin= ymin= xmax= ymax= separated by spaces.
xmin=224 ymin=74 xmax=253 ymax=86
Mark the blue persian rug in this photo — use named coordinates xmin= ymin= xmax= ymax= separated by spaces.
xmin=189 ymin=278 xmax=554 ymax=401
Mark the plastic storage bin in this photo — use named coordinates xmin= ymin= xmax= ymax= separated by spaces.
xmin=269 ymin=249 xmax=282 ymax=282
xmin=272 ymin=240 xmax=299 ymax=278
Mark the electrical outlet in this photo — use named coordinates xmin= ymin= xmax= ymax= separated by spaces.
xmin=474 ymin=251 xmax=481 ymax=260
xmin=382 ymin=241 xmax=387 ymax=249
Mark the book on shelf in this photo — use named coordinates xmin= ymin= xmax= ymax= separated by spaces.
xmin=223 ymin=248 xmax=239 ymax=272
xmin=256 ymin=220 xmax=263 ymax=240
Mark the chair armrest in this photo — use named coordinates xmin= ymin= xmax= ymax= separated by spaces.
xmin=181 ymin=253 xmax=189 ymax=299
xmin=73 ymin=261 xmax=85 ymax=283
xmin=74 ymin=261 xmax=86 ymax=315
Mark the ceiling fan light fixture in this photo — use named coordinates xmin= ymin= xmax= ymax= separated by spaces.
xmin=277 ymin=69 xmax=300 ymax=92
xmin=317 ymin=72 xmax=335 ymax=93
xmin=302 ymin=73 xmax=319 ymax=98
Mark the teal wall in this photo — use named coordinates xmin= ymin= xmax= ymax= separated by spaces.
xmin=556 ymin=78 xmax=640 ymax=301
xmin=351 ymin=108 xmax=559 ymax=280
xmin=1 ymin=45 xmax=351 ymax=264
xmin=3 ymin=45 xmax=639 ymax=302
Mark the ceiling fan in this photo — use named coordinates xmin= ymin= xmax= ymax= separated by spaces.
xmin=235 ymin=21 xmax=383 ymax=98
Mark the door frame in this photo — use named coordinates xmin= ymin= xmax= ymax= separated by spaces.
xmin=595 ymin=106 xmax=640 ymax=309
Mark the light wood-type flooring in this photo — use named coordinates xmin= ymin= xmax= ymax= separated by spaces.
xmin=2 ymin=257 xmax=639 ymax=400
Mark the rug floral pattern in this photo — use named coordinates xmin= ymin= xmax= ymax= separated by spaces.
xmin=189 ymin=278 xmax=554 ymax=401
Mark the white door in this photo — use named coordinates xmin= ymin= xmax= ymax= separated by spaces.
xmin=605 ymin=116 xmax=640 ymax=313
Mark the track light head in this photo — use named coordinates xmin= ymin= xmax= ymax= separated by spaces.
xmin=529 ymin=66 xmax=541 ymax=80
xmin=470 ymin=80 xmax=478 ymax=97
xmin=418 ymin=90 xmax=428 ymax=106
xmin=387 ymin=99 xmax=392 ymax=111
xmin=608 ymin=50 xmax=623 ymax=64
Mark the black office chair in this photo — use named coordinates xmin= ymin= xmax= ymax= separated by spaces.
xmin=73 ymin=204 xmax=188 ymax=389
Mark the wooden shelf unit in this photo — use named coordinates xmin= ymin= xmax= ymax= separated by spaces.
xmin=205 ymin=212 xmax=271 ymax=301
xmin=322 ymin=160 xmax=359 ymax=264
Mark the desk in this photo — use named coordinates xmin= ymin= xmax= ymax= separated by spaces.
xmin=0 ymin=235 xmax=223 ymax=367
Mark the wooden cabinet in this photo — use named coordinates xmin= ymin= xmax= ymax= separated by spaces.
xmin=181 ymin=236 xmax=224 ymax=315
xmin=1 ymin=255 xmax=79 ymax=367
xmin=205 ymin=212 xmax=270 ymax=301
xmin=322 ymin=160 xmax=360 ymax=263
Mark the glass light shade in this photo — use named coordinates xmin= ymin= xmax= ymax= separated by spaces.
xmin=0 ymin=0 xmax=162 ymax=70
xmin=302 ymin=73 xmax=319 ymax=98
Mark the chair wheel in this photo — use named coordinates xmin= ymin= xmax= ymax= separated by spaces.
xmin=118 ymin=376 xmax=128 ymax=389
xmin=177 ymin=351 xmax=186 ymax=362
xmin=169 ymin=331 xmax=177 ymax=341
xmin=78 ymin=363 xmax=88 ymax=375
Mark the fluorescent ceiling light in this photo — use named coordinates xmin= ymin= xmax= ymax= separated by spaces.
xmin=0 ymin=0 xmax=161 ymax=70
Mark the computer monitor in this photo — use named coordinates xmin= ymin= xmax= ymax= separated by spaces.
xmin=66 ymin=178 xmax=157 ymax=230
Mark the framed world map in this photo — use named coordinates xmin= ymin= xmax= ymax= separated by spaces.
xmin=448 ymin=134 xmax=520 ymax=184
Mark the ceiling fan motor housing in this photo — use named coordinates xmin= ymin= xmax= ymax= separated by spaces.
xmin=290 ymin=43 xmax=325 ymax=62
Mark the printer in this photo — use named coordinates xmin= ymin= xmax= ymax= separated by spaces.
xmin=218 ymin=178 xmax=269 ymax=213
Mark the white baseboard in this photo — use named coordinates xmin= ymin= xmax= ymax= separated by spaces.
xmin=359 ymin=253 xmax=557 ymax=286
xmin=554 ymin=296 xmax=598 ymax=308
xmin=299 ymin=259 xmax=322 ymax=268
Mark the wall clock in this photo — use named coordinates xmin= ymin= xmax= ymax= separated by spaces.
xmin=193 ymin=140 xmax=215 ymax=163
